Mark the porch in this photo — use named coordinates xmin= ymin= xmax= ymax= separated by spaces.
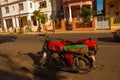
xmin=53 ymin=17 xmax=95 ymax=32
xmin=53 ymin=0 xmax=95 ymax=32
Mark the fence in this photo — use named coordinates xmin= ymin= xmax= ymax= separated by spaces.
xmin=96 ymin=16 xmax=110 ymax=30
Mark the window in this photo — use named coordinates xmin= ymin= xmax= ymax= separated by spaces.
xmin=39 ymin=1 xmax=47 ymax=8
xmin=19 ymin=3 xmax=24 ymax=10
xmin=5 ymin=7 xmax=9 ymax=13
xmin=13 ymin=6 xmax=15 ymax=11
xmin=4 ymin=0 xmax=8 ymax=2
xmin=110 ymin=4 xmax=114 ymax=8
xmin=30 ymin=3 xmax=33 ymax=8
xmin=31 ymin=16 xmax=37 ymax=26
xmin=33 ymin=20 xmax=37 ymax=26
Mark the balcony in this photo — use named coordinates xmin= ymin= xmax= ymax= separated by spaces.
xmin=1 ymin=0 xmax=18 ymax=5
xmin=63 ymin=0 xmax=93 ymax=2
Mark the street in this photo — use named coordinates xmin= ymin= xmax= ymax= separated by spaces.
xmin=0 ymin=32 xmax=120 ymax=80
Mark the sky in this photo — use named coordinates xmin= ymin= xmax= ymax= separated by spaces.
xmin=97 ymin=0 xmax=103 ymax=11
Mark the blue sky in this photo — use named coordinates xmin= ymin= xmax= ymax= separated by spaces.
xmin=97 ymin=0 xmax=103 ymax=11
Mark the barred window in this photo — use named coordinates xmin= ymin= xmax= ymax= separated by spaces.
xmin=39 ymin=1 xmax=47 ymax=8
xmin=5 ymin=7 xmax=9 ymax=13
xmin=19 ymin=3 xmax=24 ymax=10
xmin=30 ymin=3 xmax=33 ymax=8
xmin=4 ymin=0 xmax=8 ymax=2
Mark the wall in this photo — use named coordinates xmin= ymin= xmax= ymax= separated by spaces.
xmin=110 ymin=17 xmax=120 ymax=30
xmin=55 ymin=18 xmax=95 ymax=32
xmin=1 ymin=1 xmax=35 ymax=18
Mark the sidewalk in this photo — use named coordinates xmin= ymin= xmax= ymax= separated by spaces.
xmin=24 ymin=30 xmax=114 ymax=34
xmin=53 ymin=30 xmax=114 ymax=33
xmin=0 ymin=30 xmax=114 ymax=35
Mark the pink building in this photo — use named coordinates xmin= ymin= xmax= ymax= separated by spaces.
xmin=54 ymin=0 xmax=97 ymax=31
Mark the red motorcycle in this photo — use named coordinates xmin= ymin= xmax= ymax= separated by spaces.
xmin=76 ymin=38 xmax=99 ymax=67
xmin=38 ymin=34 xmax=93 ymax=73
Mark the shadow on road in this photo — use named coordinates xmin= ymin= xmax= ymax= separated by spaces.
xmin=0 ymin=51 xmax=67 ymax=80
xmin=0 ymin=35 xmax=17 ymax=44
xmin=17 ymin=51 xmax=68 ymax=80
xmin=0 ymin=52 xmax=33 ymax=80
xmin=97 ymin=37 xmax=120 ymax=43
xmin=0 ymin=70 xmax=31 ymax=80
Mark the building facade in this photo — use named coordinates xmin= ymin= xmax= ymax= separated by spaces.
xmin=104 ymin=0 xmax=120 ymax=17
xmin=0 ymin=1 xmax=2 ymax=32
xmin=51 ymin=0 xmax=97 ymax=31
xmin=104 ymin=0 xmax=120 ymax=30
xmin=0 ymin=0 xmax=52 ymax=32
xmin=62 ymin=0 xmax=96 ymax=21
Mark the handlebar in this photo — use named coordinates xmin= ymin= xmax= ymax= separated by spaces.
xmin=38 ymin=33 xmax=48 ymax=38
xmin=38 ymin=33 xmax=75 ymax=45
xmin=38 ymin=33 xmax=64 ymax=42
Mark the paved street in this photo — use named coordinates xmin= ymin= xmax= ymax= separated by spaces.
xmin=0 ymin=32 xmax=120 ymax=80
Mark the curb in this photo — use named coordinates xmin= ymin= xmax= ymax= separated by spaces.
xmin=0 ymin=30 xmax=114 ymax=35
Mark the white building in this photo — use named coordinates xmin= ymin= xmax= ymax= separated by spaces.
xmin=0 ymin=0 xmax=52 ymax=32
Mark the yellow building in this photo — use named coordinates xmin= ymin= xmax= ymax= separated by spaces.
xmin=105 ymin=0 xmax=120 ymax=17
xmin=105 ymin=0 xmax=120 ymax=30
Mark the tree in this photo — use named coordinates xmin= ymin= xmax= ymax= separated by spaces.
xmin=80 ymin=8 xmax=91 ymax=18
xmin=80 ymin=7 xmax=97 ymax=20
xmin=78 ymin=7 xmax=97 ymax=27
xmin=32 ymin=8 xmax=47 ymax=32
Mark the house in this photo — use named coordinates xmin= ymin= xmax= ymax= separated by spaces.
xmin=104 ymin=0 xmax=120 ymax=17
xmin=62 ymin=0 xmax=96 ymax=20
xmin=104 ymin=0 xmax=120 ymax=30
xmin=0 ymin=1 xmax=3 ymax=32
xmin=0 ymin=0 xmax=52 ymax=32
xmin=54 ymin=0 xmax=97 ymax=31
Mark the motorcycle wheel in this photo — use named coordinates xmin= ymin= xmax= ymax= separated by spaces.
xmin=77 ymin=54 xmax=92 ymax=73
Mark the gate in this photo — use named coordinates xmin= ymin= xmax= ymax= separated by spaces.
xmin=96 ymin=16 xmax=110 ymax=30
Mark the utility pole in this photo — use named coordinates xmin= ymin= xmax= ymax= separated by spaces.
xmin=51 ymin=0 xmax=57 ymax=33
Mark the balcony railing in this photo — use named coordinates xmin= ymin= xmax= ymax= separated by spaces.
xmin=63 ymin=0 xmax=93 ymax=2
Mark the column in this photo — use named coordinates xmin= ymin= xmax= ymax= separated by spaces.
xmin=16 ymin=17 xmax=19 ymax=27
xmin=80 ymin=3 xmax=82 ymax=21
xmin=3 ymin=19 xmax=7 ymax=32
xmin=90 ymin=4 xmax=93 ymax=21
xmin=68 ymin=5 xmax=72 ymax=21
xmin=27 ymin=14 xmax=31 ymax=21
xmin=12 ymin=17 xmax=16 ymax=32
xmin=12 ymin=16 xmax=16 ymax=28
xmin=15 ymin=17 xmax=20 ymax=32
xmin=63 ymin=6 xmax=66 ymax=20
xmin=27 ymin=14 xmax=32 ymax=28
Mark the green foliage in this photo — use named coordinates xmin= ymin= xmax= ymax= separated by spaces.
xmin=40 ymin=14 xmax=47 ymax=24
xmin=54 ymin=18 xmax=60 ymax=24
xmin=32 ymin=10 xmax=40 ymax=20
xmin=32 ymin=8 xmax=47 ymax=31
xmin=32 ymin=9 xmax=47 ymax=24
xmin=80 ymin=8 xmax=91 ymax=18
xmin=80 ymin=7 xmax=97 ymax=18
xmin=54 ymin=18 xmax=61 ymax=29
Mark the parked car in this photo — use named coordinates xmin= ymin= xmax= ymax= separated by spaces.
xmin=113 ymin=29 xmax=120 ymax=40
